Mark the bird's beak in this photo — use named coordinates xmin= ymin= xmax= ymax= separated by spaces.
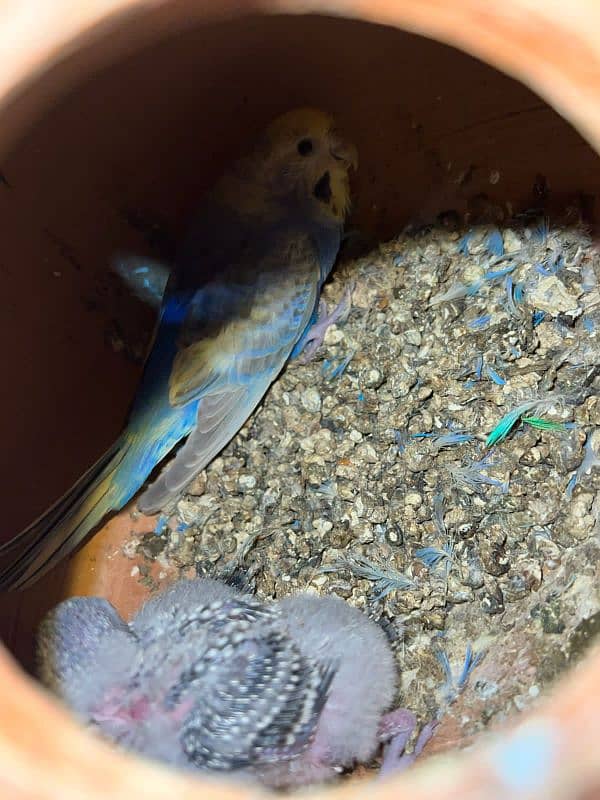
xmin=330 ymin=138 xmax=358 ymax=171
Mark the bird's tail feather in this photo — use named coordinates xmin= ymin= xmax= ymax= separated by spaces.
xmin=0 ymin=440 xmax=129 ymax=591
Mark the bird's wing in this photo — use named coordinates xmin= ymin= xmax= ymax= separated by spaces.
xmin=169 ymin=231 xmax=320 ymax=405
xmin=138 ymin=229 xmax=321 ymax=512
xmin=175 ymin=598 xmax=336 ymax=772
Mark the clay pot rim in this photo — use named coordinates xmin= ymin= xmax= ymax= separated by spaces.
xmin=1 ymin=2 xmax=599 ymax=798
xmin=2 ymin=0 xmax=600 ymax=154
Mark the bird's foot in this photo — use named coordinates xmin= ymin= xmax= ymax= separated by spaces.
xmin=377 ymin=708 xmax=438 ymax=777
xmin=298 ymin=283 xmax=353 ymax=364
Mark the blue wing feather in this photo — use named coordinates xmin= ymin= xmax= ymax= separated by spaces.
xmin=137 ymin=226 xmax=327 ymax=512
xmin=0 ymin=208 xmax=342 ymax=588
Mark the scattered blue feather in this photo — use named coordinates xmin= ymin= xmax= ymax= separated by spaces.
xmin=321 ymin=554 xmax=416 ymax=601
xmin=457 ymin=232 xmax=473 ymax=255
xmin=505 ymin=276 xmax=522 ymax=318
xmin=435 ymin=643 xmax=484 ymax=704
xmin=532 ymin=310 xmax=546 ymax=327
xmin=430 ymin=280 xmax=482 ymax=305
xmin=456 ymin=644 xmax=485 ymax=690
xmin=535 ymin=262 xmax=551 ymax=276
xmin=322 ymin=351 xmax=355 ymax=381
xmin=514 ymin=282 xmax=525 ymax=303
xmin=565 ymin=433 xmax=600 ymax=499
xmin=357 ymin=391 xmax=365 ymax=402
xmin=484 ymin=263 xmax=515 ymax=280
xmin=474 ymin=355 xmax=484 ymax=380
xmin=450 ymin=453 xmax=509 ymax=493
xmin=583 ymin=317 xmax=595 ymax=334
xmin=466 ymin=281 xmax=482 ymax=297
xmin=411 ymin=432 xmax=437 ymax=439
xmin=176 ymin=521 xmax=190 ymax=532
xmin=464 ymin=379 xmax=477 ymax=389
xmin=415 ymin=495 xmax=454 ymax=575
xmin=315 ymin=480 xmax=337 ymax=499
xmin=434 ymin=648 xmax=453 ymax=685
xmin=394 ymin=430 xmax=409 ymax=453
xmin=432 ymin=492 xmax=446 ymax=536
xmin=154 ymin=514 xmax=168 ymax=535
xmin=415 ymin=546 xmax=452 ymax=570
xmin=474 ymin=451 xmax=494 ymax=467
xmin=485 ymin=365 xmax=506 ymax=386
xmin=394 ymin=430 xmax=408 ymax=444
xmin=485 ymin=228 xmax=505 ymax=257
xmin=431 ymin=431 xmax=473 ymax=451
xmin=535 ymin=251 xmax=563 ymax=277
xmin=330 ymin=354 xmax=354 ymax=378
xmin=468 ymin=314 xmax=491 ymax=330
xmin=565 ymin=473 xmax=577 ymax=499
xmin=532 ymin=216 xmax=549 ymax=243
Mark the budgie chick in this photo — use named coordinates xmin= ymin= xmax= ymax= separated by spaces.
xmin=0 ymin=109 xmax=357 ymax=590
xmin=37 ymin=578 xmax=426 ymax=788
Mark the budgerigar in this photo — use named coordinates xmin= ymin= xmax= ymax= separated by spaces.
xmin=0 ymin=109 xmax=357 ymax=590
xmin=37 ymin=578 xmax=432 ymax=788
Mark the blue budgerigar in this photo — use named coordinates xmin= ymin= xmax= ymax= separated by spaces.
xmin=0 ymin=109 xmax=357 ymax=590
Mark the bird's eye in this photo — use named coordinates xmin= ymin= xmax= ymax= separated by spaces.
xmin=297 ymin=138 xmax=313 ymax=156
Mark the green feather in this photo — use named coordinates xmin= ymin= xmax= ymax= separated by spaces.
xmin=485 ymin=399 xmax=561 ymax=448
xmin=522 ymin=416 xmax=566 ymax=431
xmin=486 ymin=409 xmax=523 ymax=447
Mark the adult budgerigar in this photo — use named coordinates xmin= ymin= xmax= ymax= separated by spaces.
xmin=37 ymin=577 xmax=433 ymax=787
xmin=0 ymin=109 xmax=357 ymax=590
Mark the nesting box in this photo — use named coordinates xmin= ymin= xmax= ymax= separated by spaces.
xmin=1 ymin=3 xmax=600 ymax=799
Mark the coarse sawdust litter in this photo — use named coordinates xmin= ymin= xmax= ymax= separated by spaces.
xmin=114 ymin=213 xmax=600 ymax=755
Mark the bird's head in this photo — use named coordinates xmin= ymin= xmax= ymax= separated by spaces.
xmin=215 ymin=108 xmax=357 ymax=226
xmin=258 ymin=108 xmax=357 ymax=225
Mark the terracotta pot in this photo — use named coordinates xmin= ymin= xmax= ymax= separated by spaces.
xmin=1 ymin=1 xmax=600 ymax=798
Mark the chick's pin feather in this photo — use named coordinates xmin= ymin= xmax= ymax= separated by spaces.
xmin=0 ymin=109 xmax=357 ymax=590
xmin=38 ymin=578 xmax=411 ymax=788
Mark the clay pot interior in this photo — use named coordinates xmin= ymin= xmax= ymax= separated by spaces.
xmin=0 ymin=9 xmax=598 ymax=714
